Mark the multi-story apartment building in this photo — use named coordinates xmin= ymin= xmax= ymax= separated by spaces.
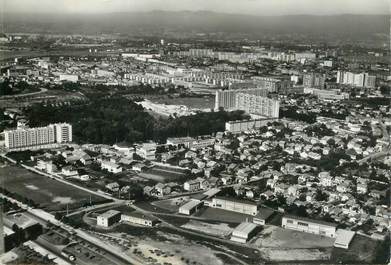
xmin=188 ymin=48 xmax=215 ymax=58
xmin=4 ymin=123 xmax=72 ymax=151
xmin=251 ymin=76 xmax=293 ymax=93
xmin=336 ymin=71 xmax=376 ymax=88
xmin=303 ymin=72 xmax=326 ymax=89
xmin=235 ymin=93 xmax=280 ymax=118
xmin=214 ymin=88 xmax=268 ymax=111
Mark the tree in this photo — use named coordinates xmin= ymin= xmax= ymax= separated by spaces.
xmin=0 ymin=79 xmax=13 ymax=95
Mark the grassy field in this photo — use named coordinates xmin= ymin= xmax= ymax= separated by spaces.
xmin=0 ymin=165 xmax=110 ymax=212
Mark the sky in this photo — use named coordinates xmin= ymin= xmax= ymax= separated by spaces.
xmin=2 ymin=0 xmax=390 ymax=15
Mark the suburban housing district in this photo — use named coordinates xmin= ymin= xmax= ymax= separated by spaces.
xmin=0 ymin=30 xmax=389 ymax=265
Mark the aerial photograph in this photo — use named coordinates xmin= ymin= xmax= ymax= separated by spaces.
xmin=0 ymin=0 xmax=390 ymax=264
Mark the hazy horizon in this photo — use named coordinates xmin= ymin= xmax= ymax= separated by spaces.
xmin=2 ymin=0 xmax=390 ymax=16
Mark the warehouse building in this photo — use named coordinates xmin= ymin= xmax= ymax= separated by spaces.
xmin=97 ymin=210 xmax=121 ymax=227
xmin=282 ymin=215 xmax=337 ymax=238
xmin=334 ymin=229 xmax=356 ymax=249
xmin=230 ymin=222 xmax=258 ymax=243
xmin=121 ymin=212 xmax=158 ymax=227
xmin=252 ymin=207 xmax=275 ymax=225
xmin=178 ymin=199 xmax=204 ymax=215
xmin=212 ymin=197 xmax=258 ymax=216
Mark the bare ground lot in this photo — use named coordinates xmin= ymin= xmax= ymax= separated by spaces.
xmin=0 ymin=165 xmax=109 ymax=212
xmin=96 ymin=223 xmax=262 ymax=264
xmin=181 ymin=220 xmax=234 ymax=238
xmin=260 ymin=248 xmax=332 ymax=262
xmin=253 ymin=225 xmax=335 ymax=249
xmin=145 ymin=95 xmax=215 ymax=110
xmin=330 ymin=234 xmax=390 ymax=264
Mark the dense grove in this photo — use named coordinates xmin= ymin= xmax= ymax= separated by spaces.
xmin=25 ymin=95 xmax=249 ymax=144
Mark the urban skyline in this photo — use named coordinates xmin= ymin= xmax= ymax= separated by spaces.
xmin=0 ymin=1 xmax=389 ymax=265
xmin=2 ymin=0 xmax=390 ymax=15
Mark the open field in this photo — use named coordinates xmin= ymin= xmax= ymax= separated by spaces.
xmin=181 ymin=220 xmax=234 ymax=238
xmin=330 ymin=234 xmax=390 ymax=264
xmin=253 ymin=225 xmax=335 ymax=249
xmin=0 ymin=165 xmax=110 ymax=212
xmin=260 ymin=248 xmax=331 ymax=262
xmin=104 ymin=223 xmax=261 ymax=265
xmin=146 ymin=95 xmax=215 ymax=110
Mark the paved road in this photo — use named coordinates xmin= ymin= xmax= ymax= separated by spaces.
xmin=131 ymin=203 xmax=259 ymax=265
xmin=65 ymin=201 xmax=124 ymax=217
xmin=3 ymin=160 xmax=262 ymax=264
xmin=0 ymin=194 xmax=142 ymax=265
xmin=0 ymin=87 xmax=48 ymax=99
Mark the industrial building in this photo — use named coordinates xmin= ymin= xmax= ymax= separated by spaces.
xmin=281 ymin=215 xmax=337 ymax=238
xmin=121 ymin=212 xmax=158 ymax=227
xmin=252 ymin=207 xmax=275 ymax=225
xmin=334 ymin=229 xmax=356 ymax=249
xmin=212 ymin=197 xmax=258 ymax=216
xmin=4 ymin=123 xmax=72 ymax=151
xmin=230 ymin=222 xmax=258 ymax=243
xmin=97 ymin=210 xmax=121 ymax=228
xmin=178 ymin=199 xmax=204 ymax=215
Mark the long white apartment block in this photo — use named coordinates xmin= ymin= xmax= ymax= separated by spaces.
xmin=4 ymin=123 xmax=72 ymax=151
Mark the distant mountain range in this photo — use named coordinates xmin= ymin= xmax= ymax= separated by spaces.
xmin=2 ymin=11 xmax=389 ymax=39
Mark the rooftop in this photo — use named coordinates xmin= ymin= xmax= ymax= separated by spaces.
xmin=98 ymin=210 xmax=121 ymax=219
xmin=214 ymin=196 xmax=258 ymax=206
xmin=334 ymin=229 xmax=356 ymax=247
xmin=233 ymin=222 xmax=258 ymax=234
xmin=284 ymin=215 xmax=338 ymax=227
xmin=179 ymin=199 xmax=203 ymax=211
xmin=254 ymin=207 xmax=275 ymax=220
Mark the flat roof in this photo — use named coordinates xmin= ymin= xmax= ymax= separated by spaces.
xmin=226 ymin=118 xmax=276 ymax=124
xmin=233 ymin=222 xmax=258 ymax=234
xmin=122 ymin=212 xmax=158 ymax=222
xmin=98 ymin=210 xmax=121 ymax=219
xmin=179 ymin=199 xmax=203 ymax=211
xmin=283 ymin=215 xmax=338 ymax=227
xmin=334 ymin=229 xmax=356 ymax=246
xmin=214 ymin=196 xmax=258 ymax=206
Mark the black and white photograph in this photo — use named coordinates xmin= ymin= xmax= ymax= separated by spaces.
xmin=0 ymin=0 xmax=390 ymax=264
